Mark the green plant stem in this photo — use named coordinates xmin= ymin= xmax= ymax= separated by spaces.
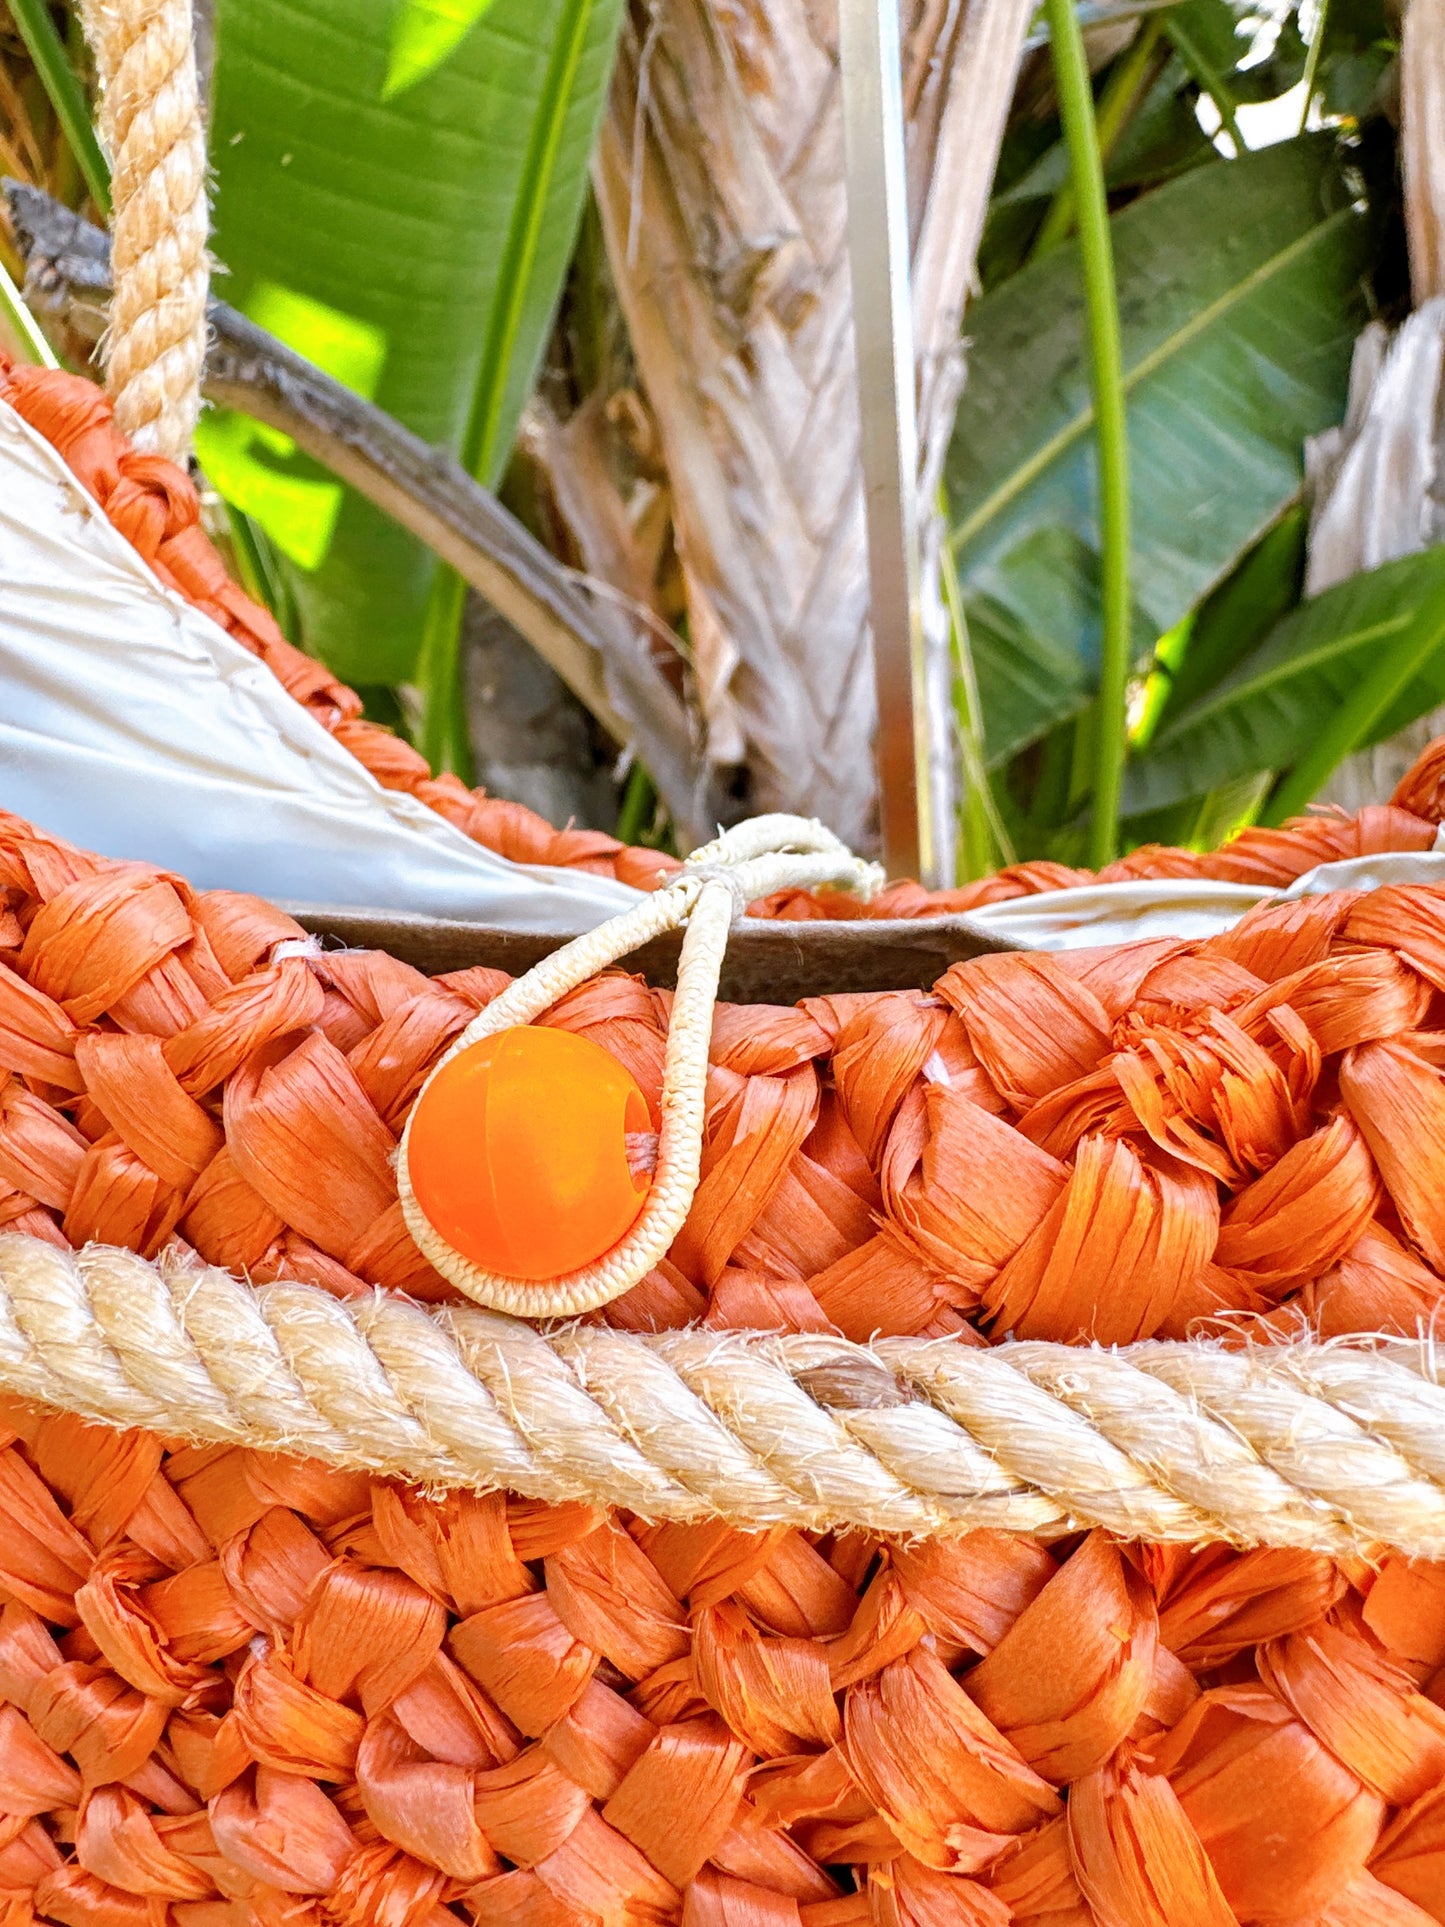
xmin=1033 ymin=19 xmax=1163 ymax=259
xmin=1298 ymin=0 xmax=1332 ymax=134
xmin=7 ymin=0 xmax=111 ymax=214
xmin=1045 ymin=0 xmax=1132 ymax=868
xmin=938 ymin=484 xmax=1015 ymax=874
xmin=416 ymin=566 xmax=476 ymax=780
xmin=0 ymin=257 xmax=58 ymax=366
xmin=1164 ymin=16 xmax=1246 ymax=155
xmin=615 ymin=759 xmax=657 ymax=844
xmin=465 ymin=0 xmax=596 ymax=483
xmin=1264 ymin=600 xmax=1445 ymax=824
xmin=416 ymin=0 xmax=597 ymax=789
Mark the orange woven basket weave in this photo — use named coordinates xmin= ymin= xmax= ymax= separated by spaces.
xmin=8 ymin=363 xmax=1445 ymax=1927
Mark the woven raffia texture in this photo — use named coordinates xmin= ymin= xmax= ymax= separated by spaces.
xmin=5 ymin=793 xmax=1445 ymax=1924
xmin=14 ymin=369 xmax=1445 ymax=1925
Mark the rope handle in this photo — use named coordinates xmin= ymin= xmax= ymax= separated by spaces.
xmin=3 ymin=1233 xmax=1445 ymax=1556
xmin=79 ymin=0 xmax=209 ymax=461
xmin=398 ymin=815 xmax=885 ymax=1317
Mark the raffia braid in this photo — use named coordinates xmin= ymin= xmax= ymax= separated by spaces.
xmin=3 ymin=1232 xmax=1445 ymax=1559
xmin=398 ymin=818 xmax=885 ymax=1317
xmin=78 ymin=0 xmax=209 ymax=459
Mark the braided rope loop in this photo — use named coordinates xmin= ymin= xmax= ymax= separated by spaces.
xmin=397 ymin=816 xmax=884 ymax=1317
xmin=80 ymin=0 xmax=209 ymax=460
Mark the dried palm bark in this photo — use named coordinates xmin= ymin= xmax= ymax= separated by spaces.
xmin=586 ymin=0 xmax=1032 ymax=852
xmin=1315 ymin=0 xmax=1445 ymax=810
xmin=1405 ymin=0 xmax=1445 ymax=308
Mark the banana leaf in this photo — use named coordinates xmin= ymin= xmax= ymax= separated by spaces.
xmin=1123 ymin=547 xmax=1445 ymax=816
xmin=201 ymin=0 xmax=623 ymax=687
xmin=947 ymin=135 xmax=1379 ymax=767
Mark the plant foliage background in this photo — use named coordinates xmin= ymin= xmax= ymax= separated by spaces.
xmin=0 ymin=0 xmax=1433 ymax=871
xmin=948 ymin=0 xmax=1419 ymax=868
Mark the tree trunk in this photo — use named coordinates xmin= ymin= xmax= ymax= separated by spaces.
xmin=1315 ymin=0 xmax=1445 ymax=811
xmin=588 ymin=0 xmax=1031 ymax=853
xmin=462 ymin=597 xmax=621 ymax=833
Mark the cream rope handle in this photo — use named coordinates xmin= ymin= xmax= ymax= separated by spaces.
xmin=398 ymin=815 xmax=885 ymax=1317
xmin=79 ymin=0 xmax=209 ymax=460
xmin=3 ymin=1233 xmax=1445 ymax=1555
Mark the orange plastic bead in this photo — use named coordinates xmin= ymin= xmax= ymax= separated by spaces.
xmin=407 ymin=1025 xmax=653 ymax=1281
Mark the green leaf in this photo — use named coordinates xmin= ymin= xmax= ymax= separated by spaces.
xmin=1165 ymin=0 xmax=1246 ymax=76
xmin=385 ymin=0 xmax=500 ymax=99
xmin=202 ymin=0 xmax=623 ymax=687
xmin=989 ymin=62 xmax=1215 ymax=211
xmin=1166 ymin=0 xmax=1312 ymax=105
xmin=1123 ymin=771 xmax=1273 ymax=854
xmin=1234 ymin=10 xmax=1310 ymax=103
xmin=1315 ymin=0 xmax=1398 ymax=120
xmin=1150 ymin=504 xmax=1308 ymax=730
xmin=978 ymin=60 xmax=1215 ymax=291
xmin=947 ymin=136 xmax=1377 ymax=764
xmin=971 ymin=528 xmax=1156 ymax=764
xmin=1096 ymin=65 xmax=1218 ymax=187
xmin=1123 ymin=548 xmax=1445 ymax=816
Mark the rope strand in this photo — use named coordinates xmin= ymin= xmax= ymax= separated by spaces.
xmin=79 ymin=0 xmax=209 ymax=459
xmin=6 ymin=1232 xmax=1445 ymax=1557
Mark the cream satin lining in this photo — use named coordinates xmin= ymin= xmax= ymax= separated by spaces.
xmin=4 ymin=391 xmax=1440 ymax=957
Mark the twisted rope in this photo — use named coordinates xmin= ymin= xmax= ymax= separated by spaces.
xmin=398 ymin=815 xmax=884 ymax=1317
xmin=79 ymin=0 xmax=208 ymax=459
xmin=5 ymin=1232 xmax=1445 ymax=1558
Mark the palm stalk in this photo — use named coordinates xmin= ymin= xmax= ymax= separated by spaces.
xmin=1044 ymin=0 xmax=1132 ymax=866
xmin=5 ymin=0 xmax=110 ymax=212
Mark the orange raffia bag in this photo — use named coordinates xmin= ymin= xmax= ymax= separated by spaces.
xmin=13 ymin=4 xmax=1445 ymax=1915
xmin=9 ymin=357 xmax=1445 ymax=1927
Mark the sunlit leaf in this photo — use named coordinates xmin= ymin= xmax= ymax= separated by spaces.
xmin=1124 ymin=548 xmax=1445 ymax=815
xmin=384 ymin=0 xmax=499 ymax=98
xmin=195 ymin=283 xmax=386 ymax=571
xmin=207 ymin=0 xmax=623 ymax=685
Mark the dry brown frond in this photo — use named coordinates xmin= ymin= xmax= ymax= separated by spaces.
xmin=587 ymin=0 xmax=1032 ymax=852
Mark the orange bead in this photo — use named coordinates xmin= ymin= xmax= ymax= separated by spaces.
xmin=407 ymin=1025 xmax=652 ymax=1281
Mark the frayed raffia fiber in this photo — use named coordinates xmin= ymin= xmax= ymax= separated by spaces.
xmin=18 ymin=347 xmax=1445 ymax=1924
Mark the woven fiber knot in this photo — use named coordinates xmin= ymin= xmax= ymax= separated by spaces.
xmin=398 ymin=815 xmax=884 ymax=1319
xmin=681 ymin=814 xmax=886 ymax=918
